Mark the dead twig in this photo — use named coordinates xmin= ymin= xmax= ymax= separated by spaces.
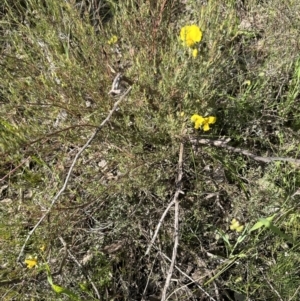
xmin=108 ymin=72 xmax=122 ymax=95
xmin=16 ymin=86 xmax=132 ymax=264
xmin=59 ymin=236 xmax=101 ymax=300
xmin=161 ymin=142 xmax=184 ymax=301
xmin=145 ymin=198 xmax=175 ymax=256
xmin=0 ymin=156 xmax=30 ymax=182
xmin=159 ymin=251 xmax=217 ymax=301
xmin=190 ymin=137 xmax=300 ymax=165
xmin=289 ymin=284 xmax=300 ymax=301
xmin=55 ymin=237 xmax=68 ymax=276
xmin=259 ymin=268 xmax=284 ymax=301
xmin=141 ymin=253 xmax=159 ymax=300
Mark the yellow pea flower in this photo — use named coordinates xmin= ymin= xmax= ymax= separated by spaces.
xmin=202 ymin=116 xmax=216 ymax=131
xmin=191 ymin=114 xmax=216 ymax=131
xmin=25 ymin=256 xmax=38 ymax=269
xmin=230 ymin=218 xmax=244 ymax=233
xmin=180 ymin=25 xmax=202 ymax=48
xmin=108 ymin=35 xmax=118 ymax=45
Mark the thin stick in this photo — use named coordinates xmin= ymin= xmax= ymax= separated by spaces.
xmin=17 ymin=87 xmax=132 ymax=264
xmin=0 ymin=156 xmax=30 ymax=182
xmin=161 ymin=142 xmax=184 ymax=301
xmin=159 ymin=251 xmax=216 ymax=301
xmin=259 ymin=268 xmax=283 ymax=301
xmin=60 ymin=236 xmax=101 ymax=300
xmin=289 ymin=284 xmax=300 ymax=301
xmin=142 ymin=253 xmax=159 ymax=299
xmin=56 ymin=237 xmax=68 ymax=276
xmin=145 ymin=198 xmax=175 ymax=256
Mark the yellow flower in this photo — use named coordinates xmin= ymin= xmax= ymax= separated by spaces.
xmin=191 ymin=114 xmax=216 ymax=131
xmin=192 ymin=48 xmax=198 ymax=58
xmin=40 ymin=244 xmax=46 ymax=252
xmin=230 ymin=218 xmax=244 ymax=233
xmin=25 ymin=256 xmax=38 ymax=269
xmin=180 ymin=25 xmax=202 ymax=47
xmin=108 ymin=35 xmax=118 ymax=45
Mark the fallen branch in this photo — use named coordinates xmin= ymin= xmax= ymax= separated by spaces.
xmin=190 ymin=137 xmax=300 ymax=165
xmin=17 ymin=86 xmax=132 ymax=264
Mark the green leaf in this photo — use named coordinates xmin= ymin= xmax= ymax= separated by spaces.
xmin=45 ymin=264 xmax=80 ymax=300
xmin=45 ymin=264 xmax=53 ymax=286
xmin=249 ymin=215 xmax=293 ymax=243
xmin=52 ymin=284 xmax=64 ymax=293
xmin=249 ymin=215 xmax=275 ymax=233
xmin=51 ymin=283 xmax=81 ymax=300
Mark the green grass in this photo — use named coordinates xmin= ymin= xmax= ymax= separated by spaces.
xmin=1 ymin=0 xmax=300 ymax=300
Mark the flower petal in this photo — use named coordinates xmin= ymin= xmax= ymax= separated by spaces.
xmin=203 ymin=123 xmax=210 ymax=131
xmin=180 ymin=26 xmax=188 ymax=41
xmin=191 ymin=114 xmax=201 ymax=122
xmin=189 ymin=25 xmax=202 ymax=43
xmin=192 ymin=49 xmax=198 ymax=58
xmin=236 ymin=225 xmax=244 ymax=232
xmin=194 ymin=120 xmax=202 ymax=129
xmin=230 ymin=224 xmax=236 ymax=230
xmin=208 ymin=116 xmax=216 ymax=124
xmin=197 ymin=116 xmax=204 ymax=124
xmin=186 ymin=38 xmax=195 ymax=47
